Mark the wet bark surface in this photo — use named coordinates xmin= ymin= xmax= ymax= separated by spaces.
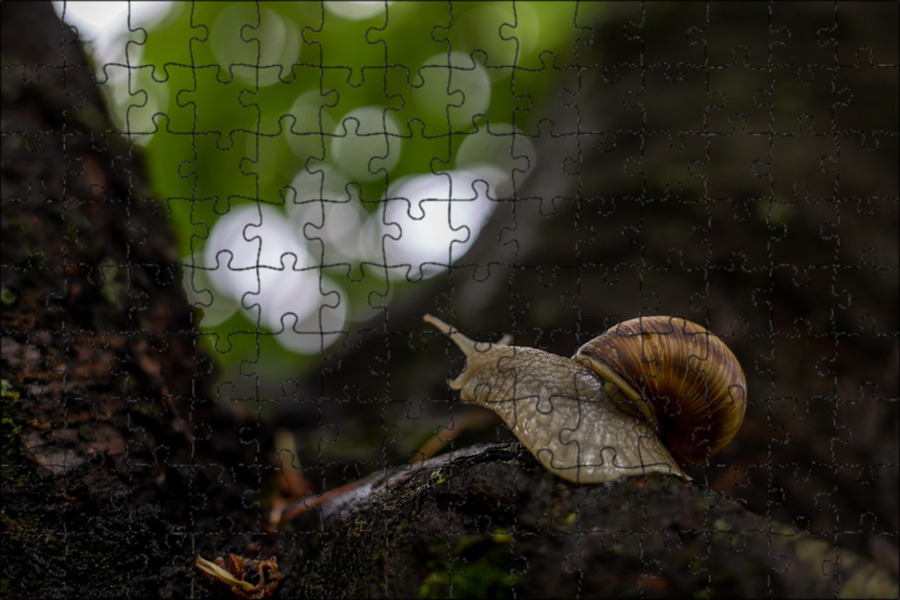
xmin=1 ymin=3 xmax=245 ymax=596
xmin=290 ymin=443 xmax=897 ymax=598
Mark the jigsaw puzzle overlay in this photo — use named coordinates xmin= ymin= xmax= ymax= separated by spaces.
xmin=2 ymin=1 xmax=897 ymax=597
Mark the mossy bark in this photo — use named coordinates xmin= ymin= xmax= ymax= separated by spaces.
xmin=1 ymin=3 xmax=223 ymax=597
xmin=288 ymin=443 xmax=896 ymax=598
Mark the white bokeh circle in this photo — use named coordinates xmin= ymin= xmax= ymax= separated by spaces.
xmin=363 ymin=168 xmax=503 ymax=280
xmin=414 ymin=52 xmax=491 ymax=127
xmin=210 ymin=4 xmax=300 ymax=87
xmin=331 ymin=106 xmax=402 ymax=182
xmin=203 ymin=204 xmax=346 ymax=353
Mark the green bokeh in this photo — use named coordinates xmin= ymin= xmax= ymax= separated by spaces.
xmin=93 ymin=1 xmax=605 ymax=388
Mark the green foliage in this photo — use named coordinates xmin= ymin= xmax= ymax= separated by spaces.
xmin=94 ymin=1 xmax=603 ymax=385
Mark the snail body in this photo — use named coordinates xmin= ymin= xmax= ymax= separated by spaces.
xmin=424 ymin=314 xmax=747 ymax=484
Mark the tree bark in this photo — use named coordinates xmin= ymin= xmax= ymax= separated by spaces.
xmin=292 ymin=443 xmax=898 ymax=598
xmin=1 ymin=3 xmax=231 ymax=597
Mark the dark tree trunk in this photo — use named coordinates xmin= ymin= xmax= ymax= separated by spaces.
xmin=1 ymin=3 xmax=234 ymax=597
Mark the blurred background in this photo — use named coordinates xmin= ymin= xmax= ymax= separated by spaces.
xmin=54 ymin=1 xmax=897 ymax=574
xmin=53 ymin=0 xmax=586 ymax=364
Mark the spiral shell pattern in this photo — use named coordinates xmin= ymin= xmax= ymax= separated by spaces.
xmin=574 ymin=316 xmax=747 ymax=463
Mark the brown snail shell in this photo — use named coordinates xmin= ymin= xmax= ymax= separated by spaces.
xmin=573 ymin=316 xmax=747 ymax=464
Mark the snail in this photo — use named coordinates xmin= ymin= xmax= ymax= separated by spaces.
xmin=423 ymin=314 xmax=747 ymax=484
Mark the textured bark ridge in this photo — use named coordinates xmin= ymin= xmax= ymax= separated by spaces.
xmin=291 ymin=443 xmax=897 ymax=598
xmin=1 ymin=3 xmax=221 ymax=597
